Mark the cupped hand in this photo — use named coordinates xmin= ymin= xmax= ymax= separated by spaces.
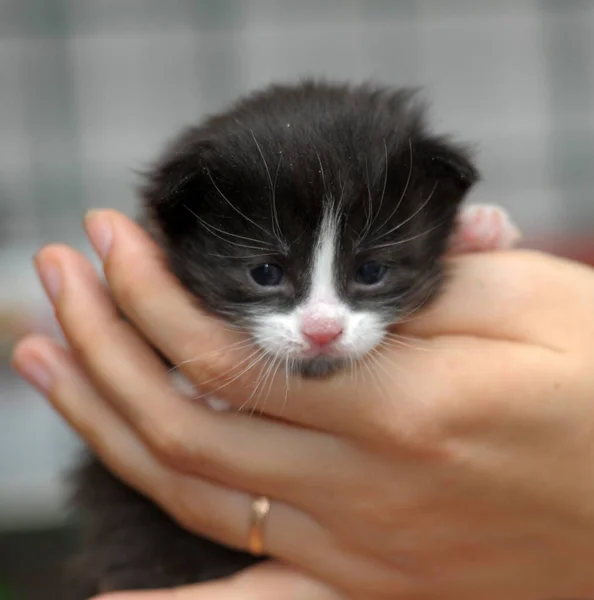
xmin=87 ymin=562 xmax=339 ymax=600
xmin=12 ymin=210 xmax=594 ymax=599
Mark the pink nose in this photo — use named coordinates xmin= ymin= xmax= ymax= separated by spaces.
xmin=301 ymin=318 xmax=344 ymax=347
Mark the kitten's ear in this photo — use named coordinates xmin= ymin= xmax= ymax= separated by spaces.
xmin=416 ymin=136 xmax=479 ymax=195
xmin=139 ymin=128 xmax=213 ymax=233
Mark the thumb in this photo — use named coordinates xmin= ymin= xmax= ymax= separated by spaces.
xmin=91 ymin=561 xmax=344 ymax=600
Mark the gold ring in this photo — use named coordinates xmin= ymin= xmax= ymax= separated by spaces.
xmin=247 ymin=496 xmax=270 ymax=555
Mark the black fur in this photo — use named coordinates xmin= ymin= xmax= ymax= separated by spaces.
xmin=67 ymin=80 xmax=478 ymax=595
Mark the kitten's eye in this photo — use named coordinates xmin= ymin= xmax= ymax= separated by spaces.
xmin=250 ymin=263 xmax=284 ymax=287
xmin=355 ymin=261 xmax=388 ymax=286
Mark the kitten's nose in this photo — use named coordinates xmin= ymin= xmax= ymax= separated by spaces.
xmin=301 ymin=317 xmax=344 ymax=347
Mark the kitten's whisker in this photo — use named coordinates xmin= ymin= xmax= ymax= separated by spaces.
xmin=240 ymin=353 xmax=276 ymax=414
xmin=367 ymin=273 xmax=438 ymax=318
xmin=337 ymin=170 xmax=347 ymax=213
xmin=205 ymin=167 xmax=274 ymax=242
xmin=391 ymin=281 xmax=443 ymax=327
xmin=381 ymin=271 xmax=443 ymax=321
xmin=386 ymin=331 xmax=426 ymax=342
xmin=371 ymin=137 xmax=414 ymax=237
xmin=361 ymin=352 xmax=390 ymax=406
xmin=175 ymin=311 xmax=250 ymax=333
xmin=380 ymin=335 xmax=431 ymax=353
xmin=349 ymin=355 xmax=360 ymax=388
xmin=383 ymin=334 xmax=456 ymax=353
xmin=250 ymin=354 xmax=278 ymax=416
xmin=373 ymin=138 xmax=389 ymax=231
xmin=372 ymin=180 xmax=438 ymax=243
xmin=365 ymin=348 xmax=416 ymax=402
xmin=363 ymin=138 xmax=390 ymax=243
xmin=184 ymin=205 xmax=273 ymax=251
xmin=395 ymin=307 xmax=439 ymax=326
xmin=315 ymin=150 xmax=327 ymax=199
xmin=194 ymin=347 xmax=265 ymax=394
xmin=280 ymin=356 xmax=291 ymax=416
xmin=394 ymin=276 xmax=444 ymax=321
xmin=167 ymin=340 xmax=255 ymax=373
xmin=358 ymin=155 xmax=375 ymax=243
xmin=203 ymin=352 xmax=268 ymax=404
xmin=271 ymin=152 xmax=284 ymax=241
xmin=256 ymin=352 xmax=283 ymax=417
xmin=208 ymin=252 xmax=274 ymax=260
xmin=250 ymin=130 xmax=288 ymax=250
xmin=380 ymin=340 xmax=426 ymax=354
xmin=367 ymin=221 xmax=443 ymax=251
xmin=193 ymin=350 xmax=264 ymax=396
xmin=348 ymin=355 xmax=354 ymax=385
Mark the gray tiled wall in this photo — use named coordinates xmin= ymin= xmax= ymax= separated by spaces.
xmin=2 ymin=0 xmax=594 ymax=246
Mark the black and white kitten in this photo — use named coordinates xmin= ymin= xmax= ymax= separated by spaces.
xmin=67 ymin=81 xmax=518 ymax=596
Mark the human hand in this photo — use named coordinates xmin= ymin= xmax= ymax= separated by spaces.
xmin=85 ymin=562 xmax=338 ymax=600
xmin=12 ymin=210 xmax=594 ymax=599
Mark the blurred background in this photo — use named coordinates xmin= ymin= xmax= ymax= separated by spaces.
xmin=1 ymin=0 xmax=593 ymax=597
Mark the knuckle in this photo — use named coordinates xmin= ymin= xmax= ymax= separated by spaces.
xmin=219 ymin=454 xmax=273 ymax=492
xmin=371 ymin=407 xmax=449 ymax=460
xmin=373 ymin=365 xmax=458 ymax=455
xmin=105 ymin=249 xmax=170 ymax=320
xmin=146 ymin=417 xmax=196 ymax=467
xmin=157 ymin=477 xmax=201 ymax=533
xmin=166 ymin=480 xmax=239 ymax=548
xmin=397 ymin=419 xmax=450 ymax=460
xmin=191 ymin=347 xmax=225 ymax=381
xmin=144 ymin=415 xmax=222 ymax=480
xmin=66 ymin=317 xmax=110 ymax=369
xmin=104 ymin=256 xmax=141 ymax=313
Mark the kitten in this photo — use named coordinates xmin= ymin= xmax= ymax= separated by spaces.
xmin=67 ymin=81 xmax=518 ymax=595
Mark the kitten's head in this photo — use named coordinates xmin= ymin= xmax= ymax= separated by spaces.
xmin=142 ymin=81 xmax=478 ymax=377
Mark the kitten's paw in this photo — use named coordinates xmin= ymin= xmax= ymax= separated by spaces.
xmin=171 ymin=371 xmax=197 ymax=398
xmin=170 ymin=372 xmax=231 ymax=411
xmin=449 ymin=204 xmax=522 ymax=254
xmin=204 ymin=395 xmax=232 ymax=411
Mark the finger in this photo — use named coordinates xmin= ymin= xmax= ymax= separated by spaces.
xmin=92 ymin=562 xmax=344 ymax=600
xmin=11 ymin=336 xmax=335 ymax=566
xmin=400 ymin=250 xmax=594 ymax=350
xmin=363 ymin=335 xmax=568 ymax=449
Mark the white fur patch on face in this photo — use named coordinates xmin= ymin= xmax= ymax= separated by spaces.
xmin=251 ymin=205 xmax=387 ymax=366
xmin=309 ymin=207 xmax=339 ymax=304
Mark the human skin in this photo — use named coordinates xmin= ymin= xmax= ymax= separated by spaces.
xmin=12 ymin=210 xmax=594 ymax=600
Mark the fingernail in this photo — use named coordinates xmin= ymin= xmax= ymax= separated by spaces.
xmin=85 ymin=210 xmax=112 ymax=260
xmin=17 ymin=355 xmax=52 ymax=393
xmin=36 ymin=259 xmax=62 ymax=302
